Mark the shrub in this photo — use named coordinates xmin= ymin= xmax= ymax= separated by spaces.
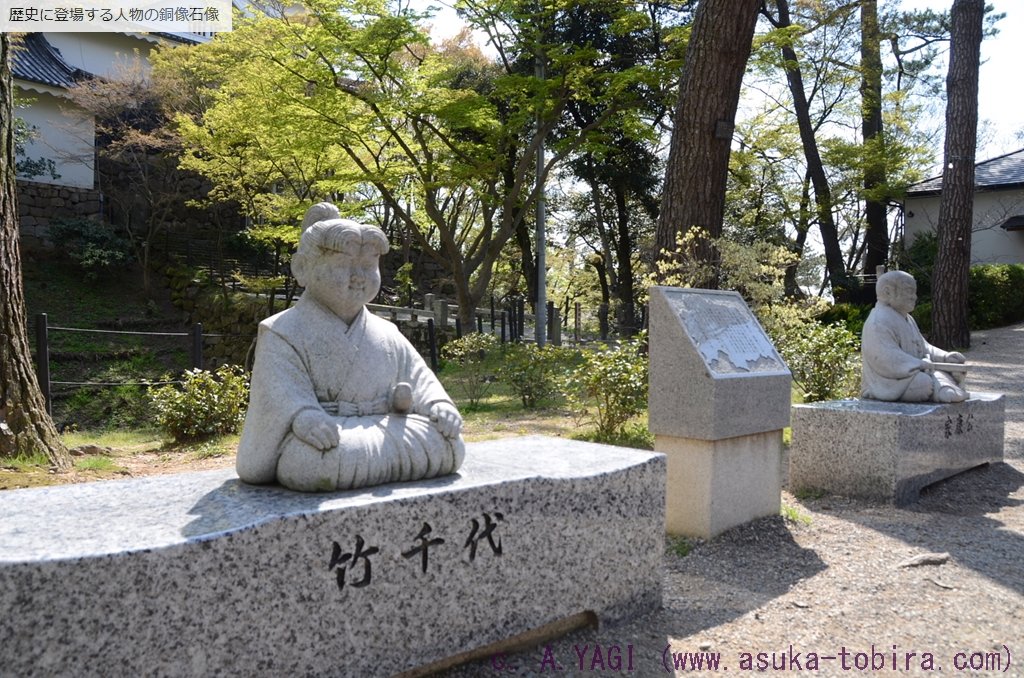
xmin=498 ymin=343 xmax=578 ymax=408
xmin=565 ymin=334 xmax=648 ymax=439
xmin=48 ymin=218 xmax=132 ymax=280
xmin=440 ymin=332 xmax=499 ymax=408
xmin=762 ymin=304 xmax=860 ymax=402
xmin=969 ymin=264 xmax=1024 ymax=329
xmin=149 ymin=365 xmax=249 ymax=442
xmin=818 ymin=302 xmax=871 ymax=337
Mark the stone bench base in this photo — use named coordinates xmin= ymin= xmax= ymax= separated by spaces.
xmin=789 ymin=393 xmax=1005 ymax=505
xmin=0 ymin=437 xmax=665 ymax=677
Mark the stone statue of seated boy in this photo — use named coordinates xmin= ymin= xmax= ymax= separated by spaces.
xmin=860 ymin=270 xmax=968 ymax=403
xmin=236 ymin=215 xmax=465 ymax=492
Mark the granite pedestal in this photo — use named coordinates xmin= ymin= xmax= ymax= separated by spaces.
xmin=789 ymin=393 xmax=1005 ymax=504
xmin=649 ymin=287 xmax=790 ymax=538
xmin=0 ymin=437 xmax=665 ymax=677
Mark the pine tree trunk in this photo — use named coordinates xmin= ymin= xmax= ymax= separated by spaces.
xmin=931 ymin=0 xmax=984 ymax=350
xmin=0 ymin=35 xmax=70 ymax=468
xmin=861 ymin=0 xmax=889 ymax=282
xmin=654 ymin=0 xmax=761 ymax=287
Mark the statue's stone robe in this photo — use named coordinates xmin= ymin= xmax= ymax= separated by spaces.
xmin=237 ymin=296 xmax=464 ymax=491
xmin=860 ymin=303 xmax=957 ymax=402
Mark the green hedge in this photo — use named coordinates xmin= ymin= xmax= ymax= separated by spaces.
xmin=969 ymin=263 xmax=1024 ymax=329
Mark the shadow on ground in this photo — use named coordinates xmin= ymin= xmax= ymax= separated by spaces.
xmin=842 ymin=461 xmax=1024 ymax=598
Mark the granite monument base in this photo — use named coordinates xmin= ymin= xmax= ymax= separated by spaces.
xmin=789 ymin=393 xmax=1005 ymax=505
xmin=657 ymin=430 xmax=783 ymax=539
xmin=0 ymin=437 xmax=665 ymax=678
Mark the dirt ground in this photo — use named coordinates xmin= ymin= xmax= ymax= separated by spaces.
xmin=438 ymin=321 xmax=1024 ymax=678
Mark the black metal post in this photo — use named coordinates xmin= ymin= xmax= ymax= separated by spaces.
xmin=516 ymin=298 xmax=525 ymax=342
xmin=546 ymin=300 xmax=555 ymax=341
xmin=455 ymin=318 xmax=462 ymax=339
xmin=477 ymin=315 xmax=483 ymax=334
xmin=500 ymin=311 xmax=507 ymax=343
xmin=490 ymin=296 xmax=496 ymax=333
xmin=35 ymin=314 xmax=52 ymax=416
xmin=191 ymin=323 xmax=204 ymax=370
xmin=575 ymin=302 xmax=581 ymax=343
xmin=427 ymin=318 xmax=438 ymax=371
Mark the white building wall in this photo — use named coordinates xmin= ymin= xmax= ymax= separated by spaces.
xmin=903 ymin=189 xmax=1024 ymax=265
xmin=15 ymin=87 xmax=95 ymax=189
xmin=43 ymin=32 xmax=156 ymax=78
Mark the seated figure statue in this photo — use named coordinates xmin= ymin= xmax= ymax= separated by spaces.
xmin=861 ymin=270 xmax=968 ymax=403
xmin=236 ymin=215 xmax=465 ymax=492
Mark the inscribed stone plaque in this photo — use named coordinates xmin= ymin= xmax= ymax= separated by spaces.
xmin=649 ymin=287 xmax=791 ymax=440
xmin=661 ymin=289 xmax=788 ymax=376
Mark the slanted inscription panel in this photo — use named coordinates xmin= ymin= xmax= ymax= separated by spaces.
xmin=661 ymin=289 xmax=787 ymax=376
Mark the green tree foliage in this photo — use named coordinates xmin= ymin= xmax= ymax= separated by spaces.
xmin=13 ymin=111 xmax=59 ymax=181
xmin=156 ymin=0 xmax=659 ymax=328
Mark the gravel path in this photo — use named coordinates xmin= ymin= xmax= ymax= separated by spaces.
xmin=439 ymin=322 xmax=1024 ymax=678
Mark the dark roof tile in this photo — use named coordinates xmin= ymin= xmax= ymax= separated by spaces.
xmin=907 ymin=148 xmax=1024 ymax=195
xmin=1001 ymin=215 xmax=1024 ymax=231
xmin=11 ymin=33 xmax=86 ymax=90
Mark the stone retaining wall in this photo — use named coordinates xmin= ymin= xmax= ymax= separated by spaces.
xmin=16 ymin=179 xmax=103 ymax=250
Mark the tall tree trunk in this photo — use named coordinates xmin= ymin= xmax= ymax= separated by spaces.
xmin=931 ymin=0 xmax=984 ymax=350
xmin=655 ymin=0 xmax=761 ymax=287
xmin=613 ymin=185 xmax=637 ymax=335
xmin=0 ymin=35 xmax=70 ymax=467
xmin=765 ymin=0 xmax=852 ymax=301
xmin=860 ymin=0 xmax=889 ymax=283
xmin=506 ymin=153 xmax=536 ymax=310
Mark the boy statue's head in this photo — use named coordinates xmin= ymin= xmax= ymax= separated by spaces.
xmin=292 ymin=219 xmax=390 ymax=323
xmin=876 ymin=270 xmax=918 ymax=315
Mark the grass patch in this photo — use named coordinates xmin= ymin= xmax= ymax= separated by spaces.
xmin=1 ymin=452 xmax=51 ymax=471
xmin=667 ymin=536 xmax=693 ymax=558
xmin=188 ymin=437 xmax=237 ymax=460
xmin=572 ymin=419 xmax=654 ymax=450
xmin=148 ymin=433 xmax=240 ymax=460
xmin=64 ymin=428 xmax=165 ymax=452
xmin=793 ymin=486 xmax=827 ymax=501
xmin=781 ymin=504 xmax=812 ymax=525
xmin=74 ymin=456 xmax=124 ymax=472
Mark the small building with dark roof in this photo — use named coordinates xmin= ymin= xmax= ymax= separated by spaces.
xmin=903 ymin=148 xmax=1024 ymax=265
xmin=12 ymin=31 xmax=207 ymax=190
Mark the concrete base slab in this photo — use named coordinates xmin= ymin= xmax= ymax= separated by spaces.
xmin=0 ymin=436 xmax=665 ymax=677
xmin=790 ymin=393 xmax=1005 ymax=505
xmin=657 ymin=431 xmax=783 ymax=539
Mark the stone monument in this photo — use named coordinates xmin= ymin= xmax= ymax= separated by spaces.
xmin=649 ymin=287 xmax=791 ymax=538
xmin=789 ymin=270 xmax=1005 ymax=505
xmin=236 ymin=215 xmax=465 ymax=492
